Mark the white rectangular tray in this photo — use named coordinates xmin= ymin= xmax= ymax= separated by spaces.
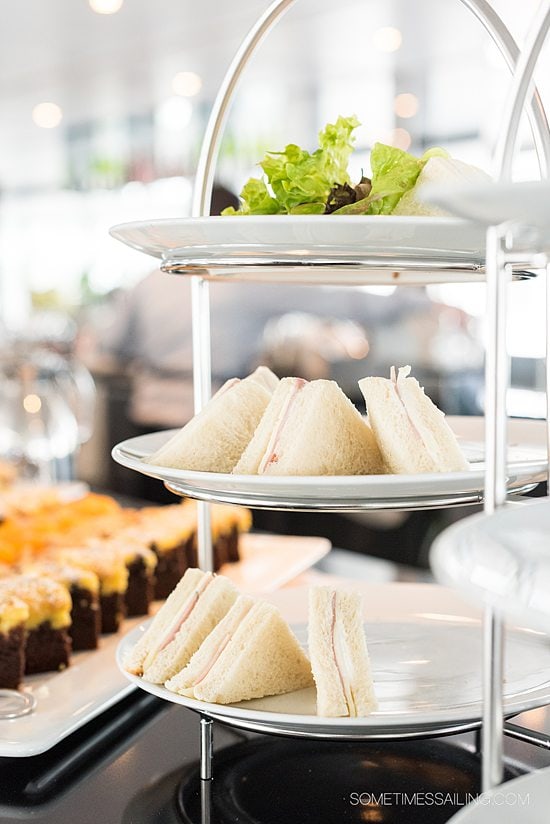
xmin=0 ymin=533 xmax=330 ymax=757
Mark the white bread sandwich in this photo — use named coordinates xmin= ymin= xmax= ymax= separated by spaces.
xmin=359 ymin=366 xmax=469 ymax=474
xmin=393 ymin=156 xmax=491 ymax=217
xmin=147 ymin=366 xmax=279 ymax=472
xmin=234 ymin=377 xmax=384 ymax=475
xmin=165 ymin=594 xmax=313 ymax=703
xmin=125 ymin=568 xmax=238 ymax=683
xmin=308 ymin=587 xmax=377 ymax=717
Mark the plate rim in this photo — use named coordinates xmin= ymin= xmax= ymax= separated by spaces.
xmin=447 ymin=764 xmax=550 ymax=823
xmin=108 ymin=214 xmax=486 ymax=266
xmin=110 ymin=213 xmax=478 ymax=234
xmin=111 ymin=420 xmax=548 ymax=503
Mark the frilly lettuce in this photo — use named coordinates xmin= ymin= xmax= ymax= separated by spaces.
xmin=369 ymin=144 xmax=448 ymax=215
xmin=223 ymin=115 xmax=359 ymax=215
xmin=223 ymin=115 xmax=449 ymax=216
xmin=334 ymin=144 xmax=449 ymax=215
xmin=231 ymin=178 xmax=280 ymax=215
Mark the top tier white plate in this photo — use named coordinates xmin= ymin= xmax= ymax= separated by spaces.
xmin=109 ymin=215 xmax=535 ymax=286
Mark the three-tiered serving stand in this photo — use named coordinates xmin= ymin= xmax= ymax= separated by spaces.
xmin=111 ymin=0 xmax=550 ymax=817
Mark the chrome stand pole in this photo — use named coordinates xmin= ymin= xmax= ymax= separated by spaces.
xmin=482 ymin=224 xmax=511 ymax=791
xmin=482 ymin=605 xmax=505 ymax=790
xmin=484 ymin=226 xmax=509 ymax=517
xmin=494 ymin=0 xmax=550 ymax=180
xmin=504 ymin=722 xmax=550 ymax=750
xmin=191 ymin=277 xmax=214 ymax=573
xmin=200 ymin=779 xmax=212 ymax=824
xmin=546 ymin=262 xmax=550 ymax=469
xmin=200 ymin=715 xmax=214 ymax=781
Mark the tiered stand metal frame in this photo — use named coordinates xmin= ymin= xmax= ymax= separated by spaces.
xmin=126 ymin=0 xmax=550 ymax=802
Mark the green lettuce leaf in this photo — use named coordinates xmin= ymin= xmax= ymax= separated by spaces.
xmin=333 ymin=143 xmax=449 ymax=215
xmin=224 ymin=116 xmax=449 ymax=217
xmin=225 ymin=115 xmax=359 ymax=215
xmin=222 ymin=178 xmax=280 ymax=215
xmin=367 ymin=143 xmax=425 ymax=215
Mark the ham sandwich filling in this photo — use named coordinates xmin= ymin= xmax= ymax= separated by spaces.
xmin=330 ymin=592 xmax=357 ymax=717
xmin=190 ymin=599 xmax=254 ymax=688
xmin=143 ymin=573 xmax=214 ymax=669
xmin=258 ymin=379 xmax=307 ymax=474
xmin=390 ymin=366 xmax=441 ymax=467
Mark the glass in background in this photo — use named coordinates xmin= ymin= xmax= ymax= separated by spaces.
xmin=0 ymin=343 xmax=95 ymax=483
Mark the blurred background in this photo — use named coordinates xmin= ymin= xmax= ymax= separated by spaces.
xmin=0 ymin=0 xmax=548 ymax=566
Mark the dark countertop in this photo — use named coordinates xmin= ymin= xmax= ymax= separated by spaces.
xmin=2 ymin=690 xmax=550 ymax=824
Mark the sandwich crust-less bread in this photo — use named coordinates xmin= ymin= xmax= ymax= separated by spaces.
xmin=165 ymin=595 xmax=314 ymax=703
xmin=359 ymin=366 xmax=469 ymax=474
xmin=125 ymin=569 xmax=238 ymax=682
xmin=308 ymin=587 xmax=377 ymax=717
xmin=125 ymin=568 xmax=206 ymax=675
xmin=249 ymin=365 xmax=280 ymax=393
xmin=147 ymin=367 xmax=279 ymax=472
xmin=234 ymin=377 xmax=384 ymax=476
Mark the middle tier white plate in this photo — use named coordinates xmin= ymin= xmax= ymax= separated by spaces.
xmin=116 ymin=583 xmax=550 ymax=739
xmin=111 ymin=416 xmax=547 ymax=511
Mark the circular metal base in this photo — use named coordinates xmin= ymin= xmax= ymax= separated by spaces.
xmin=203 ymin=710 xmax=483 ymax=741
xmin=163 ymin=482 xmax=539 ymax=512
xmin=161 ymin=259 xmax=536 ymax=286
xmin=176 ymin=736 xmax=522 ymax=824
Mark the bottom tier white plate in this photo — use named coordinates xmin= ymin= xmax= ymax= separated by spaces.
xmin=117 ymin=583 xmax=550 ymax=739
xmin=112 ymin=417 xmax=548 ymax=512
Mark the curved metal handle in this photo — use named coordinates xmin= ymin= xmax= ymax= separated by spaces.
xmin=191 ymin=0 xmax=296 ymax=217
xmin=192 ymin=0 xmax=550 ymax=217
xmin=495 ymin=0 xmax=550 ymax=180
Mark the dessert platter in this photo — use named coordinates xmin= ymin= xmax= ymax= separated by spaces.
xmin=0 ymin=483 xmax=329 ymax=756
xmin=0 ymin=535 xmax=329 ymax=759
